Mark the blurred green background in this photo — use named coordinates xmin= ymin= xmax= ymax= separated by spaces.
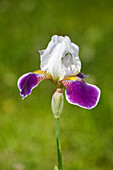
xmin=0 ymin=0 xmax=113 ymax=169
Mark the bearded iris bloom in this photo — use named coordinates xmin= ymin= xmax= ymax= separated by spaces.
xmin=17 ymin=35 xmax=101 ymax=170
xmin=17 ymin=35 xmax=100 ymax=109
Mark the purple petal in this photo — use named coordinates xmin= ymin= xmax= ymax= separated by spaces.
xmin=63 ymin=79 xmax=100 ymax=109
xmin=17 ymin=72 xmax=46 ymax=99
xmin=76 ymin=72 xmax=88 ymax=79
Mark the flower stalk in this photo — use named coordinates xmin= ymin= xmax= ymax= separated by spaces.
xmin=51 ymin=88 xmax=64 ymax=170
xmin=55 ymin=117 xmax=63 ymax=170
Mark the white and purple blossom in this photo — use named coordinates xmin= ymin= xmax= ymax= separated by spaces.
xmin=17 ymin=35 xmax=100 ymax=109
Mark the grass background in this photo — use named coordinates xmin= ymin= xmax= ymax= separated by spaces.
xmin=0 ymin=0 xmax=113 ymax=169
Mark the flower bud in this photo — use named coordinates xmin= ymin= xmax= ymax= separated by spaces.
xmin=51 ymin=88 xmax=64 ymax=118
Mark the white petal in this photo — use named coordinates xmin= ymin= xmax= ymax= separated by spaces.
xmin=39 ymin=50 xmax=45 ymax=55
xmin=40 ymin=35 xmax=81 ymax=80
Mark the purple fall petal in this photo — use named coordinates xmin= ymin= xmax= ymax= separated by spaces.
xmin=63 ymin=79 xmax=100 ymax=109
xmin=17 ymin=72 xmax=46 ymax=99
xmin=76 ymin=72 xmax=88 ymax=79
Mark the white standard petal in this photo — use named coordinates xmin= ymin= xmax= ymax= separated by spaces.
xmin=40 ymin=35 xmax=81 ymax=80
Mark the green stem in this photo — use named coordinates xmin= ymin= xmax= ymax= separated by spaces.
xmin=55 ymin=117 xmax=63 ymax=170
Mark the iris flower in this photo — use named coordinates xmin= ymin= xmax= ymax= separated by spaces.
xmin=17 ymin=35 xmax=100 ymax=109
